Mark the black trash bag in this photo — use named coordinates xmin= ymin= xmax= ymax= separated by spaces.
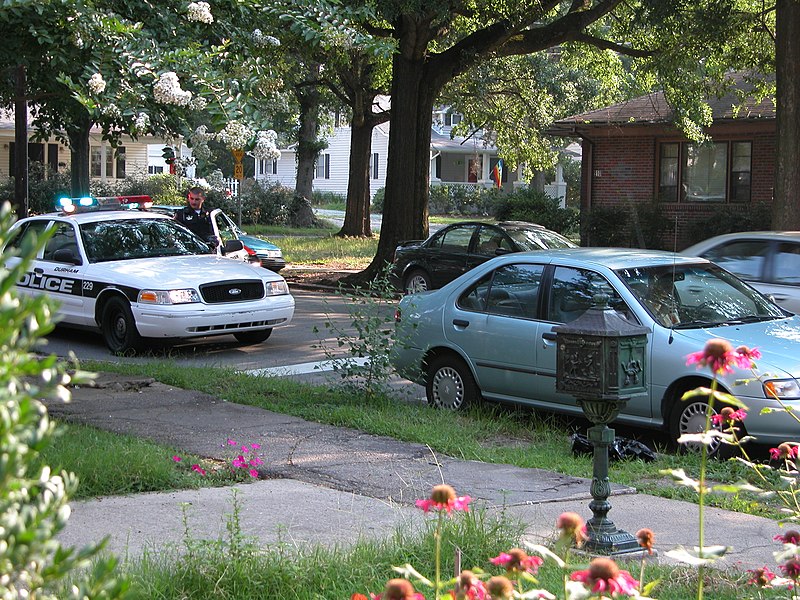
xmin=570 ymin=433 xmax=657 ymax=463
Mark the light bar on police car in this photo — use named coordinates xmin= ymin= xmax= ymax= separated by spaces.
xmin=55 ymin=195 xmax=153 ymax=213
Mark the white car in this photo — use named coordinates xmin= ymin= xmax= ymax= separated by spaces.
xmin=683 ymin=231 xmax=800 ymax=314
xmin=5 ymin=198 xmax=294 ymax=353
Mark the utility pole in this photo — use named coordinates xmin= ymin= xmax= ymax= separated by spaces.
xmin=13 ymin=64 xmax=28 ymax=219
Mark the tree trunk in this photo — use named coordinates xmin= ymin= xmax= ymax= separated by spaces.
xmin=292 ymin=64 xmax=321 ymax=228
xmin=13 ymin=65 xmax=28 ymax=219
xmin=774 ymin=0 xmax=800 ymax=229
xmin=353 ymin=49 xmax=435 ymax=281
xmin=338 ymin=117 xmax=373 ymax=237
xmin=67 ymin=118 xmax=91 ymax=198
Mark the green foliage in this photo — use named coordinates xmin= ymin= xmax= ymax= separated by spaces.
xmin=313 ymin=265 xmax=402 ymax=399
xmin=0 ymin=202 xmax=128 ymax=598
xmin=115 ymin=172 xmax=183 ymax=204
xmin=582 ymin=205 xmax=635 ymax=247
xmin=213 ymin=180 xmax=293 ymax=226
xmin=492 ymin=188 xmax=579 ymax=235
xmin=372 ymin=187 xmax=385 ymax=214
xmin=311 ymin=190 xmax=346 ymax=206
xmin=428 ymin=185 xmax=502 ymax=216
xmin=686 ymin=203 xmax=772 ymax=247
xmin=0 ymin=164 xmax=72 ymax=215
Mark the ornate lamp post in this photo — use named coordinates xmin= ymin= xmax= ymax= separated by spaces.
xmin=553 ymin=293 xmax=649 ymax=555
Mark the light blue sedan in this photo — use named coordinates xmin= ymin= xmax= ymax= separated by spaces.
xmin=391 ymin=248 xmax=800 ymax=450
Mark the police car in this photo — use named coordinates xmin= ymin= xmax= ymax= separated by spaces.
xmin=5 ymin=195 xmax=295 ymax=353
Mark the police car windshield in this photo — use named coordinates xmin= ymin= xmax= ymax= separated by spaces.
xmin=80 ymin=219 xmax=213 ymax=263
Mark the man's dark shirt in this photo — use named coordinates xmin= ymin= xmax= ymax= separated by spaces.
xmin=175 ymin=205 xmax=214 ymax=242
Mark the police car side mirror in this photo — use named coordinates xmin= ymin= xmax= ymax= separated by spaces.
xmin=221 ymin=239 xmax=244 ymax=255
xmin=53 ymin=248 xmax=82 ymax=265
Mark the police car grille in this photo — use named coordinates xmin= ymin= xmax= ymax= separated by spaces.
xmin=199 ymin=280 xmax=265 ymax=304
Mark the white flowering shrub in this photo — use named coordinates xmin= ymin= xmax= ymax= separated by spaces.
xmin=153 ymin=72 xmax=193 ymax=106
xmin=251 ymin=130 xmax=281 ymax=160
xmin=251 ymin=29 xmax=280 ymax=47
xmin=189 ymin=96 xmax=208 ymax=111
xmin=132 ymin=112 xmax=150 ymax=135
xmin=88 ymin=73 xmax=106 ymax=94
xmin=101 ymin=103 xmax=121 ymax=119
xmin=216 ymin=120 xmax=253 ymax=151
xmin=187 ymin=1 xmax=214 ymax=23
xmin=0 ymin=202 xmax=128 ymax=599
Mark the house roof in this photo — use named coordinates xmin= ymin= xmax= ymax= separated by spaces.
xmin=430 ymin=129 xmax=498 ymax=155
xmin=547 ymin=73 xmax=775 ymax=135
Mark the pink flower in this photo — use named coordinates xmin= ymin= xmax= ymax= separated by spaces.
xmin=248 ymin=468 xmax=259 ymax=478
xmin=172 ymin=455 xmax=182 ymax=462
xmin=770 ymin=443 xmax=799 ymax=460
xmin=781 ymin=558 xmax=800 ymax=580
xmin=232 ymin=455 xmax=247 ymax=468
xmin=686 ymin=338 xmax=737 ymax=374
xmin=415 ymin=485 xmax=471 ymax=514
xmin=241 ymin=445 xmax=250 ymax=453
xmin=748 ymin=566 xmax=777 ymax=587
xmin=711 ymin=407 xmax=747 ymax=425
xmin=774 ymin=530 xmax=800 ymax=545
xmin=249 ymin=457 xmax=263 ymax=466
xmin=489 ymin=548 xmax=543 ymax=573
xmin=453 ymin=571 xmax=488 ymax=600
xmin=250 ymin=443 xmax=261 ymax=450
xmin=191 ymin=464 xmax=206 ymax=476
xmin=570 ymin=557 xmax=639 ymax=596
xmin=735 ymin=345 xmax=762 ymax=368
xmin=226 ymin=439 xmax=237 ymax=446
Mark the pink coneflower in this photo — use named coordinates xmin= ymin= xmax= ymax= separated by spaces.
xmin=570 ymin=557 xmax=639 ymax=596
xmin=190 ymin=464 xmax=206 ymax=476
xmin=686 ymin=338 xmax=738 ymax=374
xmin=770 ymin=443 xmax=799 ymax=460
xmin=711 ymin=407 xmax=747 ymax=426
xmin=735 ymin=345 xmax=762 ymax=368
xmin=774 ymin=530 xmax=800 ymax=545
xmin=453 ymin=570 xmax=488 ymax=600
xmin=415 ymin=484 xmax=471 ymax=514
xmin=748 ymin=566 xmax=777 ymax=587
xmin=490 ymin=548 xmax=543 ymax=574
xmin=372 ymin=578 xmax=425 ymax=600
xmin=636 ymin=528 xmax=655 ymax=555
xmin=781 ymin=557 xmax=800 ymax=580
xmin=485 ymin=576 xmax=514 ymax=600
xmin=557 ymin=511 xmax=588 ymax=547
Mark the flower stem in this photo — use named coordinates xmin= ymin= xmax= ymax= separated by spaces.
xmin=435 ymin=511 xmax=443 ymax=599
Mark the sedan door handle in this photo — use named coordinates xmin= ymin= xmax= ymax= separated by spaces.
xmin=453 ymin=319 xmax=470 ymax=328
xmin=542 ymin=332 xmax=557 ymax=341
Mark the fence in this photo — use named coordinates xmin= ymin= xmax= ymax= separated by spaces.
xmin=222 ymin=178 xmax=240 ymax=197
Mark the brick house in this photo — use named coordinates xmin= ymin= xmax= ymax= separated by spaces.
xmin=548 ymin=77 xmax=775 ymax=249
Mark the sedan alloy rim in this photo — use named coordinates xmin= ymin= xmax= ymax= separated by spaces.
xmin=678 ymin=401 xmax=721 ymax=453
xmin=432 ymin=366 xmax=464 ymax=410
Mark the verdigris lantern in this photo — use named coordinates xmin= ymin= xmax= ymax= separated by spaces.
xmin=553 ymin=293 xmax=648 ymax=555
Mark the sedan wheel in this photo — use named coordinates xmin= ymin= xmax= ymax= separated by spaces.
xmin=671 ymin=398 xmax=723 ymax=455
xmin=101 ymin=296 xmax=144 ymax=354
xmin=426 ymin=355 xmax=479 ymax=411
xmin=404 ymin=269 xmax=431 ymax=294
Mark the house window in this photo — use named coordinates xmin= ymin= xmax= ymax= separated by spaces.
xmin=657 ymin=141 xmax=752 ymax=203
xmin=8 ymin=143 xmax=59 ymax=179
xmin=90 ymin=147 xmax=102 ymax=177
xmin=148 ymin=165 xmax=164 ymax=174
xmin=263 ymin=158 xmax=278 ymax=175
xmin=315 ymin=154 xmax=330 ymax=179
xmin=444 ymin=113 xmax=462 ymax=126
xmin=371 ymin=153 xmax=379 ymax=179
xmin=115 ymin=147 xmax=126 ymax=179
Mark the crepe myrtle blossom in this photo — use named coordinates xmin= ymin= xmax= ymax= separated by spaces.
xmin=570 ymin=557 xmax=639 ymax=596
xmin=132 ymin=112 xmax=150 ymax=135
xmin=685 ymin=338 xmax=761 ymax=375
xmin=252 ymin=130 xmax=281 ymax=161
xmin=153 ymin=72 xmax=193 ymax=106
xmin=217 ymin=120 xmax=253 ymax=151
xmin=88 ymin=73 xmax=106 ymax=94
xmin=415 ymin=484 xmax=471 ymax=514
xmin=252 ymin=29 xmax=281 ymax=46
xmin=187 ymin=1 xmax=214 ymax=23
xmin=490 ymin=548 xmax=544 ymax=574
xmin=101 ymin=103 xmax=122 ymax=119
xmin=190 ymin=96 xmax=208 ymax=111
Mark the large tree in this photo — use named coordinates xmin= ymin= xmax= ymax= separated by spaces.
xmin=334 ymin=0 xmax=767 ymax=281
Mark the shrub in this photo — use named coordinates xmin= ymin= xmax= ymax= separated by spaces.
xmin=0 ymin=202 xmax=128 ymax=598
xmin=582 ymin=205 xmax=631 ymax=247
xmin=0 ymin=164 xmax=71 ymax=215
xmin=428 ymin=185 xmax=500 ymax=216
xmin=312 ymin=190 xmax=346 ymax=206
xmin=372 ymin=187 xmax=385 ymax=214
xmin=686 ymin=202 xmax=772 ymax=246
xmin=493 ymin=188 xmax=579 ymax=235
xmin=116 ymin=171 xmax=183 ymax=204
xmin=212 ymin=179 xmax=292 ymax=226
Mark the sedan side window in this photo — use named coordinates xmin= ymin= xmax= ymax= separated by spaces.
xmin=214 ymin=212 xmax=237 ymax=243
xmin=485 ymin=264 xmax=543 ymax=319
xmin=43 ymin=223 xmax=81 ymax=264
xmin=438 ymin=225 xmax=476 ymax=253
xmin=6 ymin=220 xmax=49 ymax=253
xmin=475 ymin=226 xmax=512 ymax=256
xmin=704 ymin=240 xmax=769 ymax=281
xmin=548 ymin=267 xmax=631 ymax=323
xmin=772 ymin=243 xmax=800 ymax=285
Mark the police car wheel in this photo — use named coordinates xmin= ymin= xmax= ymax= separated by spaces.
xmin=101 ymin=297 xmax=144 ymax=353
xmin=233 ymin=329 xmax=273 ymax=345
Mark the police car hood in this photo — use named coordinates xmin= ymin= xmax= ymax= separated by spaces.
xmin=89 ymin=255 xmax=283 ymax=288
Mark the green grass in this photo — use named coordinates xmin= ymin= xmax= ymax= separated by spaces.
xmin=35 ymin=420 xmax=258 ymax=499
xmin=271 ymin=233 xmax=379 ymax=268
xmin=79 ymin=360 xmax=784 ymax=518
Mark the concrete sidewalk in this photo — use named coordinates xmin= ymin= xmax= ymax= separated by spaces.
xmin=49 ymin=373 xmax=783 ymax=570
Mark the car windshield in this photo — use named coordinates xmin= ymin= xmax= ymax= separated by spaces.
xmin=507 ymin=228 xmax=575 ymax=250
xmin=80 ymin=218 xmax=213 ymax=263
xmin=617 ymin=263 xmax=785 ymax=328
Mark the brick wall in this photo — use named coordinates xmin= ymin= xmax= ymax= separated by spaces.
xmin=583 ymin=126 xmax=776 ymax=250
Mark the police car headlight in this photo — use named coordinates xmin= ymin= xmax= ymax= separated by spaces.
xmin=764 ymin=379 xmax=800 ymax=399
xmin=138 ymin=289 xmax=201 ymax=304
xmin=264 ymin=281 xmax=288 ymax=296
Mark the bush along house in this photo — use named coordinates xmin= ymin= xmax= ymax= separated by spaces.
xmin=547 ymin=74 xmax=775 ymax=250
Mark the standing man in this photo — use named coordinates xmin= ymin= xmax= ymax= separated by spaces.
xmin=175 ymin=186 xmax=217 ymax=246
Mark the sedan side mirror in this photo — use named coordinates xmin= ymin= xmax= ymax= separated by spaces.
xmin=53 ymin=248 xmax=82 ymax=265
xmin=222 ymin=239 xmax=244 ymax=255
